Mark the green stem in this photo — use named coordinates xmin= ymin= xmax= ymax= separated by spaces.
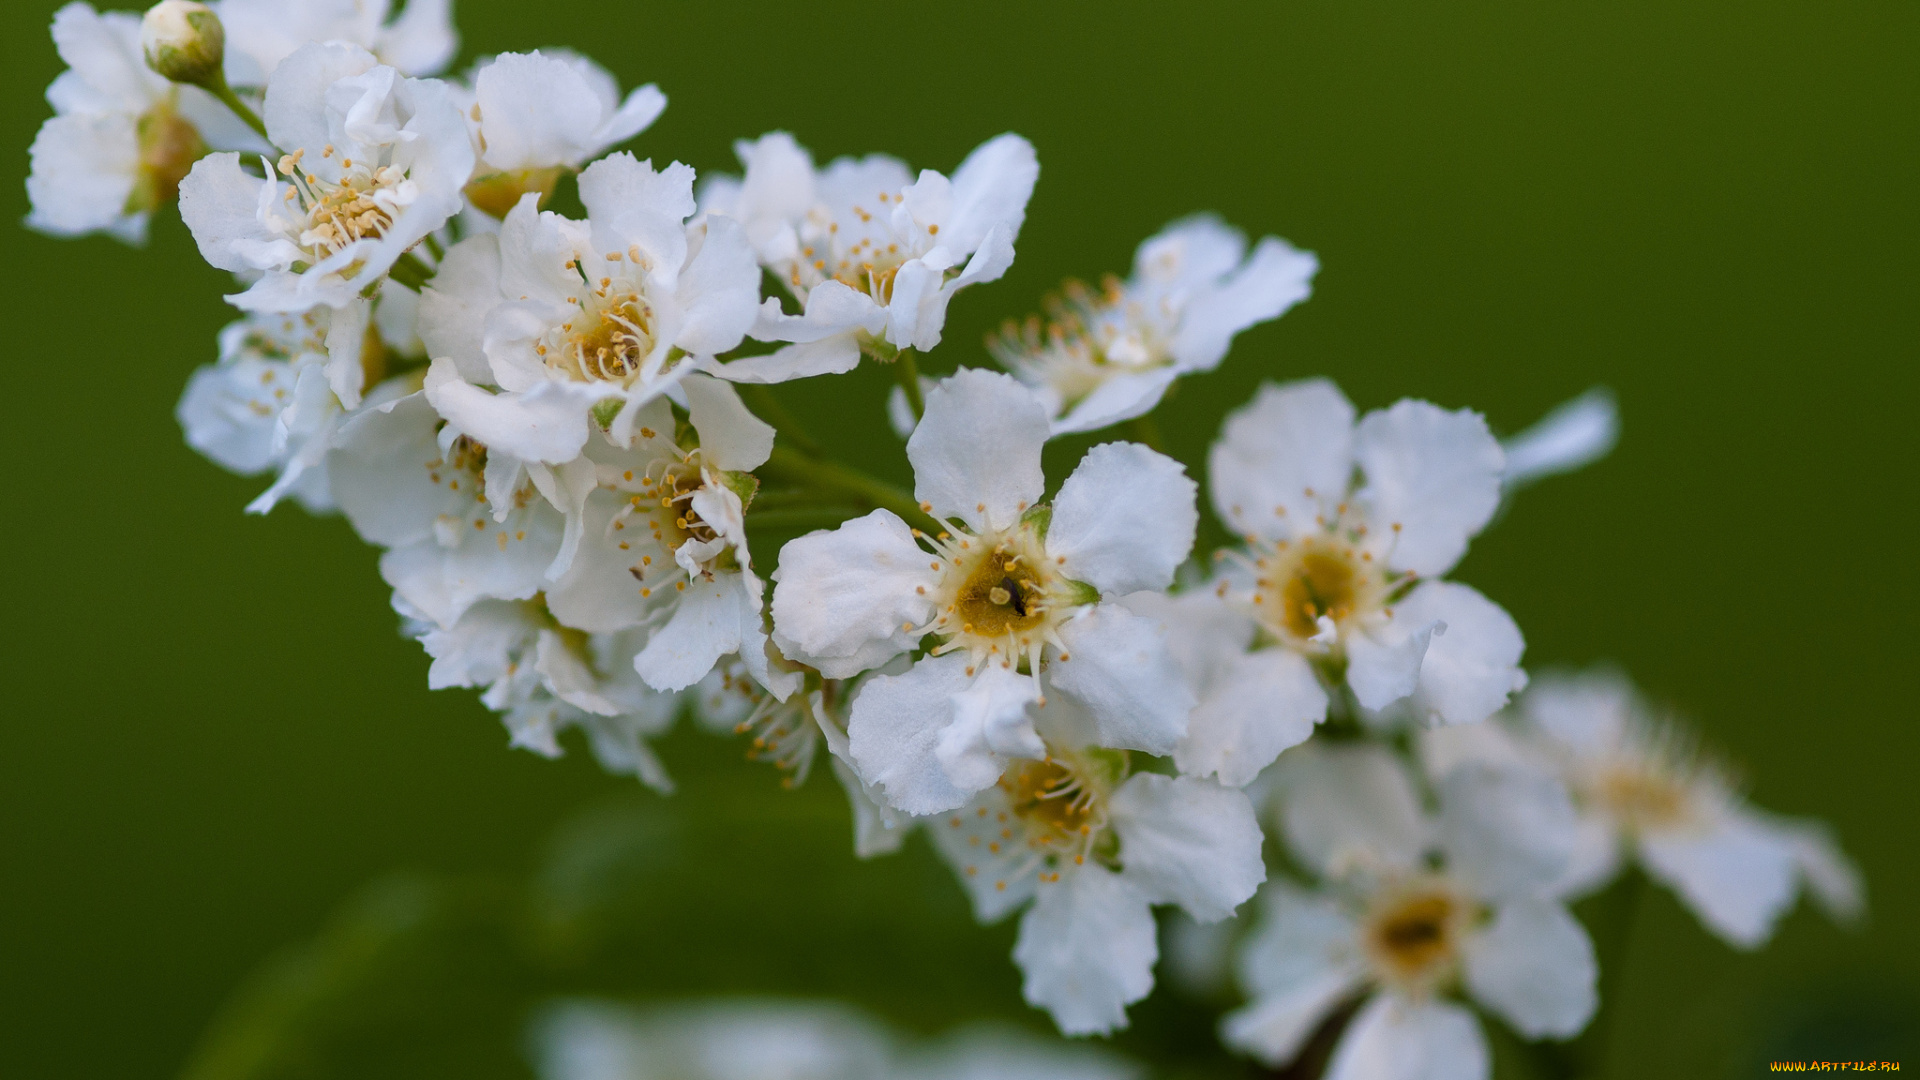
xmin=1126 ymin=414 xmax=1168 ymax=454
xmin=761 ymin=446 xmax=938 ymax=533
xmin=741 ymin=385 xmax=822 ymax=457
xmin=388 ymin=251 xmax=435 ymax=292
xmin=893 ymin=348 xmax=925 ymax=422
xmin=198 ymin=73 xmax=271 ymax=146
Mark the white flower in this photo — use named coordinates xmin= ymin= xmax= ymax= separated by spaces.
xmin=418 ymin=155 xmax=761 ymax=464
xmin=529 ymin=380 xmax=789 ymax=696
xmin=461 ymin=50 xmax=666 ymax=219
xmin=1181 ymin=378 xmax=1525 ymax=787
xmin=329 ymin=386 xmax=568 ymax=628
xmin=991 ymin=215 xmax=1317 ymax=436
xmin=25 ymin=2 xmax=247 ymax=243
xmin=214 ymin=0 xmax=457 ymax=86
xmin=929 ymin=716 xmax=1265 ymax=1035
xmin=1500 ymin=670 xmax=1865 ymax=948
xmin=408 ymin=597 xmax=684 ymax=791
xmin=176 ymin=294 xmax=392 ymax=513
xmin=770 ymin=369 xmax=1198 ymax=814
xmin=1222 ymin=742 xmax=1596 ymax=1077
xmin=697 ymin=132 xmax=1037 ymax=383
xmin=178 ymin=42 xmax=474 ymax=312
xmin=533 ymin=1000 xmax=892 ymax=1080
xmin=895 ymin=1024 xmax=1145 ymax=1080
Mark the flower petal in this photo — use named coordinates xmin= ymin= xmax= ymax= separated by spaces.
xmin=1012 ymin=866 xmax=1157 ymax=1036
xmin=1462 ymin=899 xmax=1597 ymax=1039
xmin=682 ymin=373 xmax=774 ymax=471
xmin=1221 ymin=884 xmax=1367 ymax=1067
xmin=1401 ymin=581 xmax=1527 ymax=727
xmin=1437 ymin=763 xmax=1580 ymax=902
xmin=1353 ymin=400 xmax=1504 ymax=577
xmin=1048 ymin=605 xmax=1193 ymax=755
xmin=1172 ymin=236 xmax=1318 ymax=373
xmin=1272 ymin=741 xmax=1427 ymax=877
xmin=1324 ymin=996 xmax=1489 ymax=1080
xmin=909 ymin=369 xmax=1049 ymax=533
xmin=1048 ymin=442 xmax=1197 ymax=596
xmin=1638 ymin=808 xmax=1800 ymax=949
xmin=423 ymin=358 xmax=598 ymax=465
xmin=632 ymin=571 xmax=756 ymax=691
xmin=417 ymin=232 xmax=503 ymax=385
xmin=769 ymin=510 xmax=936 ymax=675
xmin=1175 ymin=649 xmax=1327 ymax=788
xmin=1110 ymin=774 xmax=1265 ymax=922
xmin=846 ymin=653 xmax=983 ymax=814
xmin=1208 ymin=379 xmax=1356 ymax=542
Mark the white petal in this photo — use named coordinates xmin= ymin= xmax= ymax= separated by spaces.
xmin=577 ymin=153 xmax=695 ymax=276
xmin=1519 ymin=668 xmax=1636 ymax=755
xmin=261 ymin=43 xmax=379 ymax=171
xmin=1325 ymin=996 xmax=1489 ymax=1080
xmin=941 ymin=133 xmax=1040 ymax=253
xmin=703 ymin=333 xmax=864 ymax=384
xmin=1174 ymin=649 xmax=1327 ymax=788
xmin=1346 ymin=609 xmax=1438 ymax=713
xmin=1012 ymin=866 xmax=1157 ymax=1036
xmin=1110 ymin=774 xmax=1265 ymax=922
xmin=178 ymin=152 xmax=277 ymax=274
xmin=1402 ymin=581 xmax=1527 ymax=727
xmin=750 ymin=281 xmax=887 ymax=343
xmin=1048 ymin=442 xmax=1197 ymax=596
xmin=542 ymin=493 xmax=656 ymax=633
xmin=176 ymin=359 xmax=287 ymax=476
xmin=1353 ymin=400 xmax=1504 ymax=577
xmin=49 ymin=3 xmax=160 ymax=112
xmin=1208 ymin=379 xmax=1356 ymax=542
xmin=1501 ymin=387 xmax=1619 ymax=488
xmin=673 ymin=215 xmax=760 ymax=356
xmin=592 ymin=82 xmax=666 ymax=154
xmin=1438 ymin=763 xmax=1581 ymax=901
xmin=769 ymin=510 xmax=935 ymax=674
xmin=474 ymin=51 xmax=607 ymax=171
xmin=1171 ymin=236 xmax=1319 ymax=373
xmin=632 ymin=571 xmax=756 ymax=692
xmin=939 ymin=663 xmax=1045 ymax=790
xmin=1117 ymin=589 xmax=1258 ymax=692
xmin=1272 ymin=741 xmax=1427 ymax=877
xmin=1773 ymin=816 xmax=1866 ymax=924
xmin=1049 ymin=368 xmax=1182 ymax=437
xmin=322 ymin=297 xmax=372 ymax=409
xmin=423 ymin=358 xmax=598 ymax=465
xmin=1048 ymin=605 xmax=1193 ymax=755
xmin=682 ymin=373 xmax=773 ymax=471
xmin=909 ymin=369 xmax=1049 ymax=533
xmin=1221 ymin=884 xmax=1367 ymax=1066
xmin=927 ymin=789 xmax=1044 ymax=923
xmin=417 ymin=232 xmax=503 ymax=385
xmin=24 ymin=112 xmax=140 ymax=240
xmin=374 ymin=0 xmax=456 ymax=75
xmin=1638 ymin=808 xmax=1800 ymax=949
xmin=1462 ymin=899 xmax=1597 ymax=1039
xmin=845 ymin=653 xmax=980 ymax=815
xmin=831 ymin=757 xmax=914 ymax=860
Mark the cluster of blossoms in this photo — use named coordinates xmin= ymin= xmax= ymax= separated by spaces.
xmin=28 ymin=2 xmax=1863 ymax=1074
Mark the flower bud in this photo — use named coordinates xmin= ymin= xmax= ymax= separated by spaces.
xmin=141 ymin=1 xmax=224 ymax=87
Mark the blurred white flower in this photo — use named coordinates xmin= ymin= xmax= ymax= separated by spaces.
xmin=1223 ymin=742 xmax=1596 ymax=1077
xmin=1181 ymin=378 xmax=1525 ymax=786
xmin=771 ymin=370 xmax=1197 ymax=814
xmin=24 ymin=2 xmax=247 ymax=243
xmin=1500 ymin=386 xmax=1619 ymax=489
xmin=1492 ymin=670 xmax=1865 ymax=948
xmin=929 ymin=709 xmax=1264 ymax=1035
xmin=418 ymin=155 xmax=760 ymax=464
xmin=991 ymin=215 xmax=1317 ymax=436
xmin=178 ymin=43 xmax=474 ymax=311
xmin=461 ymin=50 xmax=666 ymax=219
xmin=214 ymin=0 xmax=458 ymax=86
xmin=698 ymin=132 xmax=1037 ymax=382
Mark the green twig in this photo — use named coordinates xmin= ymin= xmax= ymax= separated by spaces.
xmin=200 ymin=74 xmax=271 ymax=145
xmin=761 ymin=446 xmax=938 ymax=533
xmin=893 ymin=348 xmax=925 ymax=422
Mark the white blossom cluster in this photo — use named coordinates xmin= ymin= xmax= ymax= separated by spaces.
xmin=26 ymin=2 xmax=1863 ymax=1073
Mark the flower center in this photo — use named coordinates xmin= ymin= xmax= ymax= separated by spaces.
xmin=1004 ymin=757 xmax=1103 ymax=839
xmin=1362 ymin=880 xmax=1475 ymax=992
xmin=787 ymin=190 xmax=936 ymax=305
xmin=918 ymin=520 xmax=1090 ymax=675
xmin=1594 ymin=764 xmax=1692 ymax=831
xmin=1250 ymin=532 xmax=1396 ymax=647
xmin=541 ymin=269 xmax=658 ymax=386
xmin=278 ymin=150 xmax=404 ymax=263
xmin=989 ymin=277 xmax=1173 ymax=408
xmin=127 ymin=97 xmax=206 ymax=214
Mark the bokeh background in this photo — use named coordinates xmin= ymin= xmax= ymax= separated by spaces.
xmin=2 ymin=0 xmax=1915 ymax=1076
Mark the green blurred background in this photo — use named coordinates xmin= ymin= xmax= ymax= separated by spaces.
xmin=2 ymin=0 xmax=1915 ymax=1075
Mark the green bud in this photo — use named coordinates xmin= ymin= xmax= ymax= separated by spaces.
xmin=141 ymin=1 xmax=225 ymax=87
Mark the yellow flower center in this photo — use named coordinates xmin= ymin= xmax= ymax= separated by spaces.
xmin=918 ymin=518 xmax=1091 ymax=677
xmin=538 ymin=257 xmax=660 ymax=387
xmin=1361 ymin=879 xmax=1477 ymax=993
xmin=277 ymin=149 xmax=404 ymax=264
xmin=127 ymin=96 xmax=205 ymax=214
xmin=1247 ymin=531 xmax=1397 ymax=648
